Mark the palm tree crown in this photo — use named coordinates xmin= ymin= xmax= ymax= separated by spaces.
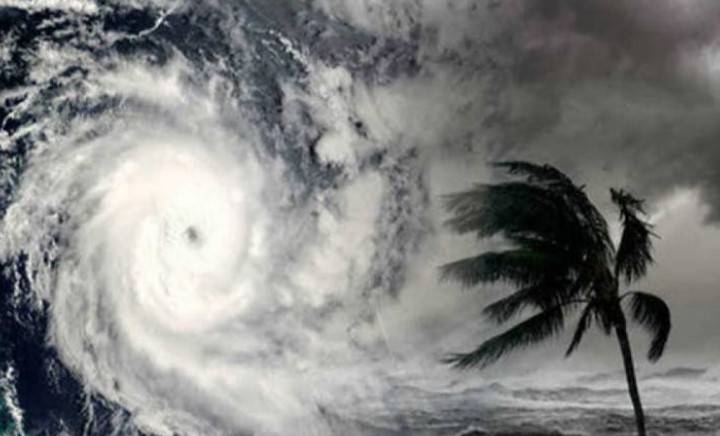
xmin=440 ymin=161 xmax=671 ymax=435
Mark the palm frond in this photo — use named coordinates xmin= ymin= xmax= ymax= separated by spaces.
xmin=494 ymin=161 xmax=614 ymax=263
xmin=568 ymin=188 xmax=615 ymax=262
xmin=443 ymin=182 xmax=573 ymax=243
xmin=594 ymin=300 xmax=616 ymax=335
xmin=611 ymin=188 xmax=646 ymax=214
xmin=612 ymin=189 xmax=655 ymax=283
xmin=440 ymin=249 xmax=564 ymax=289
xmin=483 ymin=279 xmax=576 ymax=323
xmin=565 ymin=301 xmax=597 ymax=356
xmin=444 ymin=305 xmax=567 ymax=370
xmin=493 ymin=161 xmax=573 ymax=185
xmin=626 ymin=291 xmax=671 ymax=361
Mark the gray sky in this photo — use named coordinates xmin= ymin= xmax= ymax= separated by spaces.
xmin=488 ymin=0 xmax=720 ymax=369
xmin=318 ymin=0 xmax=720 ymax=374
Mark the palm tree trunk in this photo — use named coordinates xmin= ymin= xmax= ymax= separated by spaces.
xmin=615 ymin=323 xmax=647 ymax=436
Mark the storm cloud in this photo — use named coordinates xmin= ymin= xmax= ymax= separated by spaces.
xmin=498 ymin=0 xmax=720 ymax=220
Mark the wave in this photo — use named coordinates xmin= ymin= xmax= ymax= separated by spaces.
xmin=643 ymin=367 xmax=708 ymax=380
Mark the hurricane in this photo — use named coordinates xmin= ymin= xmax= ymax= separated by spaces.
xmin=5 ymin=1 xmax=720 ymax=436
xmin=0 ymin=3 xmax=422 ymax=433
xmin=2 ymin=57 xmax=337 ymax=435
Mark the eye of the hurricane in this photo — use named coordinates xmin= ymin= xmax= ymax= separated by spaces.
xmin=93 ymin=146 xmax=259 ymax=333
xmin=185 ymin=226 xmax=201 ymax=245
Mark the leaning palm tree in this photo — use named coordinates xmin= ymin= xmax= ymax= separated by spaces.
xmin=441 ymin=161 xmax=671 ymax=436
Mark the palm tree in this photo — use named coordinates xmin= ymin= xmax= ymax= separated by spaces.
xmin=440 ymin=161 xmax=671 ymax=436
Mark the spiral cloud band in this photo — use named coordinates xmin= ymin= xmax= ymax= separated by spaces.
xmin=0 ymin=56 xmax=393 ymax=434
xmin=0 ymin=2 xmax=494 ymax=434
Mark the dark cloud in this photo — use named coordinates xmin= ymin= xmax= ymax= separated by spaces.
xmin=516 ymin=0 xmax=720 ymax=81
xmin=492 ymin=0 xmax=720 ymax=221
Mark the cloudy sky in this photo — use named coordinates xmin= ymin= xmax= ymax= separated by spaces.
xmin=311 ymin=0 xmax=720 ymax=376
xmin=4 ymin=0 xmax=720 ymax=433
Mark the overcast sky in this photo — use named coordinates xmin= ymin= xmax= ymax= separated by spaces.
xmin=312 ymin=0 xmax=720 ymax=375
xmin=490 ymin=1 xmax=720 ymax=370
